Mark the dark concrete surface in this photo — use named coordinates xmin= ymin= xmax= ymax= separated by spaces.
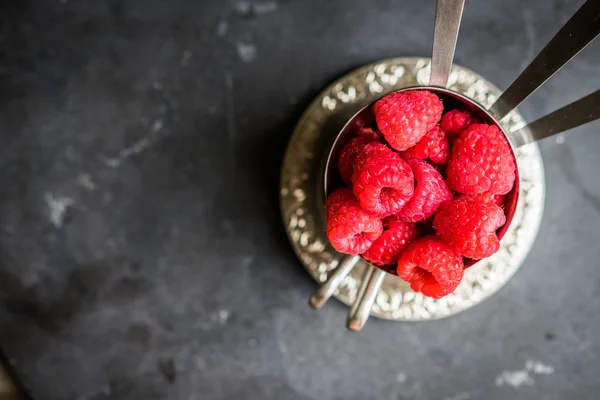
xmin=1 ymin=0 xmax=599 ymax=399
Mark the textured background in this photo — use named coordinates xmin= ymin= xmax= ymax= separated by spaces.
xmin=1 ymin=0 xmax=599 ymax=399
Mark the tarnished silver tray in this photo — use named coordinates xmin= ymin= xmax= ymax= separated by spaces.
xmin=280 ymin=57 xmax=545 ymax=322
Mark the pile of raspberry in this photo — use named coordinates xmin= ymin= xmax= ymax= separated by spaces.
xmin=325 ymin=90 xmax=516 ymax=299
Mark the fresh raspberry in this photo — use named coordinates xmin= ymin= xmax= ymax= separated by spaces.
xmin=400 ymin=126 xmax=450 ymax=164
xmin=446 ymin=124 xmax=516 ymax=195
xmin=396 ymin=159 xmax=453 ymax=223
xmin=396 ymin=236 xmax=464 ymax=299
xmin=362 ymin=216 xmax=418 ymax=266
xmin=440 ymin=109 xmax=473 ymax=139
xmin=337 ymin=137 xmax=374 ymax=186
xmin=352 ymin=143 xmax=415 ymax=217
xmin=337 ymin=127 xmax=383 ymax=185
xmin=325 ymin=189 xmax=383 ymax=254
xmin=433 ymin=195 xmax=506 ymax=259
xmin=373 ymin=90 xmax=443 ymax=151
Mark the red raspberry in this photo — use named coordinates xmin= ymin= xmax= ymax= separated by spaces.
xmin=433 ymin=195 xmax=506 ymax=259
xmin=362 ymin=216 xmax=418 ymax=266
xmin=337 ymin=137 xmax=374 ymax=186
xmin=440 ymin=109 xmax=473 ymax=139
xmin=373 ymin=90 xmax=443 ymax=151
xmin=325 ymin=189 xmax=383 ymax=254
xmin=396 ymin=236 xmax=464 ymax=299
xmin=352 ymin=143 xmax=415 ymax=217
xmin=337 ymin=127 xmax=382 ymax=186
xmin=446 ymin=124 xmax=516 ymax=195
xmin=396 ymin=159 xmax=452 ymax=223
xmin=400 ymin=126 xmax=450 ymax=164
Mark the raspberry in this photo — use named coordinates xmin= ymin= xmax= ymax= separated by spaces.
xmin=396 ymin=159 xmax=452 ymax=223
xmin=400 ymin=126 xmax=450 ymax=164
xmin=362 ymin=216 xmax=418 ymax=266
xmin=396 ymin=236 xmax=464 ymax=299
xmin=352 ymin=143 xmax=415 ymax=217
xmin=337 ymin=127 xmax=383 ymax=185
xmin=337 ymin=137 xmax=374 ymax=186
xmin=446 ymin=124 xmax=516 ymax=195
xmin=325 ymin=189 xmax=383 ymax=254
xmin=433 ymin=195 xmax=506 ymax=259
xmin=373 ymin=90 xmax=443 ymax=151
xmin=440 ymin=109 xmax=473 ymax=139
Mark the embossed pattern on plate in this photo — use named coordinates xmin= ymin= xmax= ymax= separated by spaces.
xmin=280 ymin=58 xmax=545 ymax=321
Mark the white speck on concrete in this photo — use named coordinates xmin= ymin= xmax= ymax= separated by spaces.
xmin=151 ymin=119 xmax=164 ymax=132
xmin=236 ymin=42 xmax=257 ymax=63
xmin=495 ymin=370 xmax=534 ymax=388
xmin=77 ymin=173 xmax=96 ymax=191
xmin=152 ymin=81 xmax=163 ymax=91
xmin=495 ymin=360 xmax=554 ymax=388
xmin=556 ymin=135 xmax=565 ymax=144
xmin=234 ymin=1 xmax=251 ymax=14
xmin=45 ymin=193 xmax=74 ymax=227
xmin=396 ymin=372 xmax=407 ymax=383
xmin=103 ymin=119 xmax=164 ymax=167
xmin=181 ymin=49 xmax=192 ymax=66
xmin=253 ymin=1 xmax=278 ymax=14
xmin=101 ymin=385 xmax=112 ymax=395
xmin=217 ymin=20 xmax=229 ymax=37
xmin=215 ymin=309 xmax=230 ymax=324
xmin=525 ymin=360 xmax=554 ymax=375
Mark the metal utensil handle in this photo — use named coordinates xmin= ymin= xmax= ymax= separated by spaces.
xmin=511 ymin=89 xmax=600 ymax=147
xmin=346 ymin=266 xmax=386 ymax=331
xmin=430 ymin=0 xmax=466 ymax=87
xmin=491 ymin=0 xmax=600 ymax=120
xmin=309 ymin=255 xmax=359 ymax=309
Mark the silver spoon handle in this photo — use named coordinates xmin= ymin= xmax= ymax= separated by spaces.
xmin=511 ymin=89 xmax=600 ymax=147
xmin=309 ymin=255 xmax=359 ymax=309
xmin=346 ymin=266 xmax=385 ymax=331
xmin=430 ymin=0 xmax=466 ymax=87
xmin=491 ymin=0 xmax=600 ymax=120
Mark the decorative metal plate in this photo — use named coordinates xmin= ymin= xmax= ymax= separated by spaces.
xmin=280 ymin=58 xmax=545 ymax=321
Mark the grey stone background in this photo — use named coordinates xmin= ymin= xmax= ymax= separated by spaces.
xmin=0 ymin=0 xmax=599 ymax=399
